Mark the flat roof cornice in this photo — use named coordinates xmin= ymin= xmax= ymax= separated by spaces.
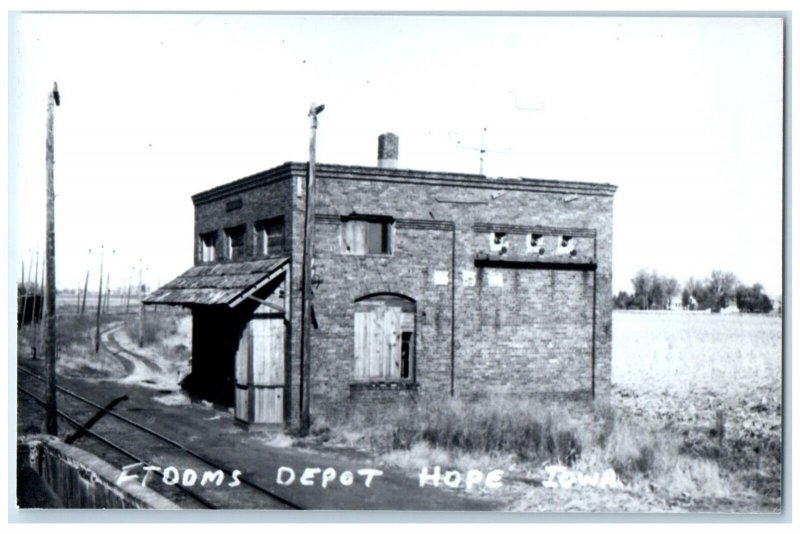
xmin=192 ymin=161 xmax=617 ymax=205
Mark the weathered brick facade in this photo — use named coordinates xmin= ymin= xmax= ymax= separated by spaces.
xmin=183 ymin=159 xmax=616 ymax=429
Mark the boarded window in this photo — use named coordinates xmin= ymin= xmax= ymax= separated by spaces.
xmin=342 ymin=219 xmax=392 ymax=255
xmin=200 ymin=231 xmax=217 ymax=262
xmin=225 ymin=225 xmax=246 ymax=260
xmin=255 ymin=217 xmax=285 ymax=256
xmin=353 ymin=296 xmax=415 ymax=381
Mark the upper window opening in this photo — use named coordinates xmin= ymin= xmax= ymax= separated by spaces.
xmin=490 ymin=232 xmax=508 ymax=254
xmin=558 ymin=235 xmax=576 ymax=256
xmin=225 ymin=225 xmax=246 ymax=260
xmin=255 ymin=217 xmax=285 ymax=256
xmin=200 ymin=231 xmax=217 ymax=263
xmin=342 ymin=217 xmax=393 ymax=255
xmin=528 ymin=233 xmax=545 ymax=255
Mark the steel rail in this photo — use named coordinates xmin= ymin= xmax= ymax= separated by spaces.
xmin=18 ymin=365 xmax=303 ymax=510
xmin=17 ymin=383 xmax=218 ymax=509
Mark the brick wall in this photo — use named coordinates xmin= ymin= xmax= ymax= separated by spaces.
xmin=191 ymin=163 xmax=615 ymax=427
xmin=303 ymin=165 xmax=614 ymax=418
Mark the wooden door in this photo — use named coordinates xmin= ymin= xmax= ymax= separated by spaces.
xmin=234 ymin=324 xmax=250 ymax=422
xmin=250 ymin=315 xmax=285 ymax=424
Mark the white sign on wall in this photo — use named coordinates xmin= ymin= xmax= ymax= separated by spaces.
xmin=433 ymin=270 xmax=450 ymax=286
xmin=487 ymin=271 xmax=504 ymax=287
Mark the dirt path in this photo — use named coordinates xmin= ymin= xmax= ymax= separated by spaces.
xmin=101 ymin=324 xmax=163 ymax=375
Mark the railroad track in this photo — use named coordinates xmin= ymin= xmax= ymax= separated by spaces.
xmin=17 ymin=365 xmax=303 ymax=510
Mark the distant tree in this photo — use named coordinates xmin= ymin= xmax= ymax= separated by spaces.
xmin=650 ymin=273 xmax=666 ymax=309
xmin=707 ymin=270 xmax=739 ymax=311
xmin=684 ymin=277 xmax=710 ymax=310
xmin=662 ymin=277 xmax=679 ymax=308
xmin=630 ymin=270 xmax=683 ymax=310
xmin=681 ymin=287 xmax=693 ymax=309
xmin=614 ymin=291 xmax=637 ymax=310
xmin=735 ymin=283 xmax=773 ymax=313
xmin=631 ymin=270 xmax=652 ymax=310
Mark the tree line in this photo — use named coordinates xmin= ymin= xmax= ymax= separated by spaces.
xmin=614 ymin=269 xmax=777 ymax=313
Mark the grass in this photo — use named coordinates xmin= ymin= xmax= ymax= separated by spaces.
xmin=303 ymin=311 xmax=780 ymax=510
xmin=17 ymin=313 xmax=125 ymax=378
xmin=612 ymin=311 xmax=781 ymax=397
xmin=123 ymin=310 xmax=182 ymax=346
xmin=306 ymin=395 xmax=736 ymax=506
xmin=612 ymin=311 xmax=782 ymax=503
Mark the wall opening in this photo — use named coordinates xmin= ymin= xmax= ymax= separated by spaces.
xmin=224 ymin=225 xmax=246 ymax=260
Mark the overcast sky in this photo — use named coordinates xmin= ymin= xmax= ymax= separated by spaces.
xmin=8 ymin=13 xmax=784 ymax=295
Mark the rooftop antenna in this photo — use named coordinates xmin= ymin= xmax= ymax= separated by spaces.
xmin=455 ymin=127 xmax=510 ymax=175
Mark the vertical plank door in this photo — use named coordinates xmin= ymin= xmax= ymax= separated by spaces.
xmin=234 ymin=325 xmax=251 ymax=422
xmin=251 ymin=316 xmax=285 ymax=424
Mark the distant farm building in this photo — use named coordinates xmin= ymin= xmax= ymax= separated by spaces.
xmin=145 ymin=134 xmax=617 ymax=429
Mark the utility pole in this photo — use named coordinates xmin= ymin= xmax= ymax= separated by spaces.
xmin=138 ymin=258 xmax=145 ymax=347
xmin=81 ymin=268 xmax=89 ymax=316
xmin=21 ymin=256 xmax=34 ymax=330
xmin=299 ymin=103 xmax=324 ymax=434
xmin=105 ymin=273 xmax=110 ymax=314
xmin=31 ymin=251 xmax=40 ymax=358
xmin=20 ymin=260 xmax=29 ymax=331
xmin=44 ymin=81 xmax=60 ymax=435
xmin=94 ymin=245 xmax=104 ymax=353
xmin=125 ymin=269 xmax=132 ymax=315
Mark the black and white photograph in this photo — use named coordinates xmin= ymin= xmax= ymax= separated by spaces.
xmin=8 ymin=7 xmax=786 ymax=518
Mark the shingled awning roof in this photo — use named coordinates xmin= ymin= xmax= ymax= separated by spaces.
xmin=142 ymin=257 xmax=289 ymax=307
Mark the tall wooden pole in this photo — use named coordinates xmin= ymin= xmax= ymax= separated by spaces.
xmin=38 ymin=253 xmax=47 ymax=357
xmin=105 ymin=273 xmax=110 ymax=313
xmin=30 ymin=251 xmax=40 ymax=358
xmin=138 ymin=258 xmax=144 ymax=347
xmin=94 ymin=245 xmax=104 ymax=353
xmin=299 ymin=103 xmax=324 ymax=433
xmin=20 ymin=259 xmax=30 ymax=331
xmin=44 ymin=82 xmax=59 ymax=435
xmin=81 ymin=269 xmax=89 ymax=316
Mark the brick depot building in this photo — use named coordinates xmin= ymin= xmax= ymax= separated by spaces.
xmin=144 ymin=134 xmax=617 ymax=429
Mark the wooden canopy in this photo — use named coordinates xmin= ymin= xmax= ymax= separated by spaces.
xmin=142 ymin=257 xmax=289 ymax=307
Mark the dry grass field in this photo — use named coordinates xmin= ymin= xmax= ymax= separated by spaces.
xmin=610 ymin=310 xmax=782 ymax=509
xmin=612 ymin=310 xmax=781 ymax=399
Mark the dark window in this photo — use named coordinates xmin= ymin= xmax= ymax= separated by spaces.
xmin=342 ymin=218 xmax=393 ymax=255
xmin=225 ymin=225 xmax=246 ymax=260
xmin=200 ymin=232 xmax=217 ymax=262
xmin=255 ymin=217 xmax=285 ymax=256
xmin=400 ymin=332 xmax=412 ymax=379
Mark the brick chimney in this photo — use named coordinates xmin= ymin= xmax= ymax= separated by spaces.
xmin=377 ymin=133 xmax=399 ymax=169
